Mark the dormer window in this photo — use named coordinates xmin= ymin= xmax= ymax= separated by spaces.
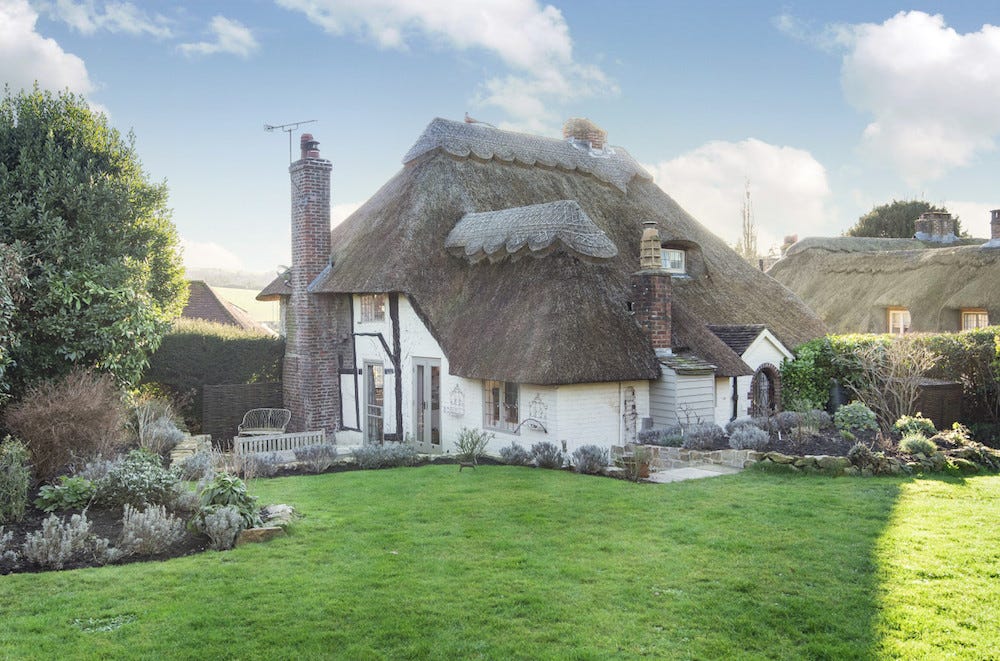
xmin=962 ymin=309 xmax=989 ymax=330
xmin=888 ymin=308 xmax=910 ymax=335
xmin=660 ymin=248 xmax=685 ymax=274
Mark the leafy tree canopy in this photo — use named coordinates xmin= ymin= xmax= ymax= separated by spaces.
xmin=845 ymin=199 xmax=964 ymax=238
xmin=0 ymin=87 xmax=187 ymax=398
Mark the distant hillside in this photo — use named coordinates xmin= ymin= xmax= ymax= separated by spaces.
xmin=184 ymin=268 xmax=277 ymax=289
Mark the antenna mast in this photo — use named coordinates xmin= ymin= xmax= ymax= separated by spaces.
xmin=264 ymin=119 xmax=318 ymax=163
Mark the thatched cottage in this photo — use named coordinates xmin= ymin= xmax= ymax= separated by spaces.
xmin=768 ymin=211 xmax=1000 ymax=334
xmin=259 ymin=118 xmax=825 ymax=453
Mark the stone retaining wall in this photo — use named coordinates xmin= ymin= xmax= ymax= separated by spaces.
xmin=614 ymin=444 xmax=759 ymax=471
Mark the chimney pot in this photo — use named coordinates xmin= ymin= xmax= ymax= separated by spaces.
xmin=639 ymin=221 xmax=662 ymax=270
xmin=300 ymin=133 xmax=321 ymax=159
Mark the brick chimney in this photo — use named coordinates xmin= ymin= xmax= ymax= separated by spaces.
xmin=914 ymin=211 xmax=957 ymax=243
xmin=283 ymin=134 xmax=339 ymax=434
xmin=630 ymin=221 xmax=671 ymax=356
xmin=563 ymin=117 xmax=607 ymax=151
xmin=992 ymin=209 xmax=1000 ymax=241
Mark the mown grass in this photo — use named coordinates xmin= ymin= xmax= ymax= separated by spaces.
xmin=0 ymin=467 xmax=997 ymax=659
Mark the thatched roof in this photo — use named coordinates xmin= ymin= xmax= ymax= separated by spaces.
xmin=445 ymin=200 xmax=617 ymax=264
xmin=769 ymin=237 xmax=1000 ymax=333
xmin=302 ymin=118 xmax=824 ymax=384
xmin=182 ymin=281 xmax=270 ymax=333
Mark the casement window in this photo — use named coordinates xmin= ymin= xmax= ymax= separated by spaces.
xmin=962 ymin=309 xmax=990 ymax=330
xmin=359 ymin=294 xmax=385 ymax=322
xmin=483 ymin=380 xmax=519 ymax=432
xmin=887 ymin=308 xmax=911 ymax=336
xmin=660 ymin=248 xmax=685 ymax=274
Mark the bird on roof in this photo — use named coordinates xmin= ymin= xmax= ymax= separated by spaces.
xmin=464 ymin=112 xmax=495 ymax=127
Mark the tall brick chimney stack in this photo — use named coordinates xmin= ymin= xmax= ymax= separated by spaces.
xmin=283 ymin=134 xmax=339 ymax=434
xmin=630 ymin=221 xmax=672 ymax=356
xmin=992 ymin=209 xmax=1000 ymax=241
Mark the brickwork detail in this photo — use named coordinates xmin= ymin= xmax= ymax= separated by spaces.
xmin=630 ymin=271 xmax=672 ymax=351
xmin=284 ymin=146 xmax=342 ymax=435
xmin=992 ymin=209 xmax=1000 ymax=241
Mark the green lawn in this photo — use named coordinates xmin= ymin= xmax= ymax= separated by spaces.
xmin=1 ymin=467 xmax=997 ymax=659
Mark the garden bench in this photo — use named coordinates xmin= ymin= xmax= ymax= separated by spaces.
xmin=237 ymin=408 xmax=291 ymax=436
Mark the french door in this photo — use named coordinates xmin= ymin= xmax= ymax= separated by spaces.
xmin=413 ymin=358 xmax=441 ymax=453
xmin=364 ymin=362 xmax=384 ymax=444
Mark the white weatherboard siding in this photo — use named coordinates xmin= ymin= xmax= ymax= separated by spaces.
xmin=651 ymin=368 xmax=713 ymax=427
xmin=736 ymin=330 xmax=794 ymax=416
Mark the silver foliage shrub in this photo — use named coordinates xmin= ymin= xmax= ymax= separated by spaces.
xmin=118 ymin=504 xmax=185 ymax=556
xmin=353 ymin=444 xmax=419 ymax=469
xmin=728 ymin=426 xmax=770 ymax=450
xmin=175 ymin=451 xmax=216 ymax=481
xmin=571 ymin=445 xmax=608 ymax=474
xmin=499 ymin=443 xmax=531 ymax=466
xmin=725 ymin=416 xmax=757 ymax=435
xmin=682 ymin=423 xmax=726 ymax=450
xmin=293 ymin=443 xmax=338 ymax=473
xmin=244 ymin=452 xmax=284 ymax=478
xmin=200 ymin=505 xmax=244 ymax=551
xmin=21 ymin=513 xmax=112 ymax=569
xmin=530 ymin=442 xmax=564 ymax=469
xmin=1 ymin=526 xmax=18 ymax=563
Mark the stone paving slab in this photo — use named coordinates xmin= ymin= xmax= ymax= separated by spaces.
xmin=646 ymin=463 xmax=741 ymax=483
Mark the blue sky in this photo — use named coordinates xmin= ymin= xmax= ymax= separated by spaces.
xmin=3 ymin=1 xmax=999 ymax=274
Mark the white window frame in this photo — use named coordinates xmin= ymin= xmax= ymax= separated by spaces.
xmin=483 ymin=380 xmax=519 ymax=433
xmin=888 ymin=308 xmax=911 ymax=336
xmin=660 ymin=248 xmax=685 ymax=274
xmin=961 ymin=309 xmax=989 ymax=330
xmin=359 ymin=294 xmax=386 ymax=323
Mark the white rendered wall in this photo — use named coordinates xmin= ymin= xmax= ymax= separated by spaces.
xmin=736 ymin=331 xmax=794 ymax=416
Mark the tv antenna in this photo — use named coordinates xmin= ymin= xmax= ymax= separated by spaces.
xmin=264 ymin=119 xmax=318 ymax=162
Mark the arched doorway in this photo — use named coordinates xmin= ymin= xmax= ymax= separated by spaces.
xmin=749 ymin=364 xmax=781 ymax=417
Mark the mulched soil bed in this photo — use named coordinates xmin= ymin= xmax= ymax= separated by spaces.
xmin=0 ymin=490 xmax=210 ymax=575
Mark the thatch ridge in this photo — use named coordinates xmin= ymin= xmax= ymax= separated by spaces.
xmin=313 ymin=131 xmax=824 ymax=384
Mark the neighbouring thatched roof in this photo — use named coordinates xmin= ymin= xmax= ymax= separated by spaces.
xmin=769 ymin=237 xmax=1000 ymax=333
xmin=182 ymin=281 xmax=270 ymax=333
xmin=304 ymin=118 xmax=824 ymax=384
xmin=445 ymin=200 xmax=617 ymax=264
xmin=257 ymin=270 xmax=292 ymax=301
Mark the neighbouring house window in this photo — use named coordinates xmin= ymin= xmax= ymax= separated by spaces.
xmin=483 ymin=380 xmax=519 ymax=432
xmin=888 ymin=308 xmax=911 ymax=335
xmin=360 ymin=294 xmax=385 ymax=322
xmin=660 ymin=248 xmax=685 ymax=274
xmin=962 ymin=309 xmax=990 ymax=330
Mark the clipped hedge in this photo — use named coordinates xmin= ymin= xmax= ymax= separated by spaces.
xmin=142 ymin=319 xmax=283 ymax=431
xmin=781 ymin=329 xmax=1000 ymax=430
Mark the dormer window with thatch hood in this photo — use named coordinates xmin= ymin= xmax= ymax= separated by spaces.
xmin=962 ymin=309 xmax=989 ymax=330
xmin=661 ymin=248 xmax=685 ymax=274
xmin=888 ymin=308 xmax=910 ymax=335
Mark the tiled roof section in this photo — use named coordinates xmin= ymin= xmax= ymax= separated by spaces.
xmin=659 ymin=352 xmax=716 ymax=374
xmin=403 ymin=118 xmax=651 ymax=193
xmin=182 ymin=281 xmax=269 ymax=333
xmin=445 ymin=200 xmax=618 ymax=264
xmin=707 ymin=324 xmax=766 ymax=357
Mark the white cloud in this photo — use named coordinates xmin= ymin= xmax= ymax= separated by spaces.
xmin=179 ymin=16 xmax=258 ymax=58
xmin=40 ymin=0 xmax=172 ymax=38
xmin=943 ymin=200 xmax=994 ymax=239
xmin=277 ymin=0 xmax=615 ymax=130
xmin=781 ymin=11 xmax=1000 ymax=184
xmin=645 ymin=138 xmax=834 ymax=252
xmin=0 ymin=0 xmax=93 ymax=93
xmin=180 ymin=238 xmax=245 ymax=271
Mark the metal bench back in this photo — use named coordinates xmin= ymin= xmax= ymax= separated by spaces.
xmin=238 ymin=408 xmax=291 ymax=435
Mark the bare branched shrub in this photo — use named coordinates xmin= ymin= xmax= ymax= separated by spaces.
xmin=4 ymin=369 xmax=127 ymax=480
xmin=838 ymin=339 xmax=935 ymax=433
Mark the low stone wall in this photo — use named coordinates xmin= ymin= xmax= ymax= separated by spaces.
xmin=614 ymin=444 xmax=760 ymax=471
xmin=170 ymin=434 xmax=212 ymax=467
xmin=754 ymin=452 xmax=855 ymax=475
